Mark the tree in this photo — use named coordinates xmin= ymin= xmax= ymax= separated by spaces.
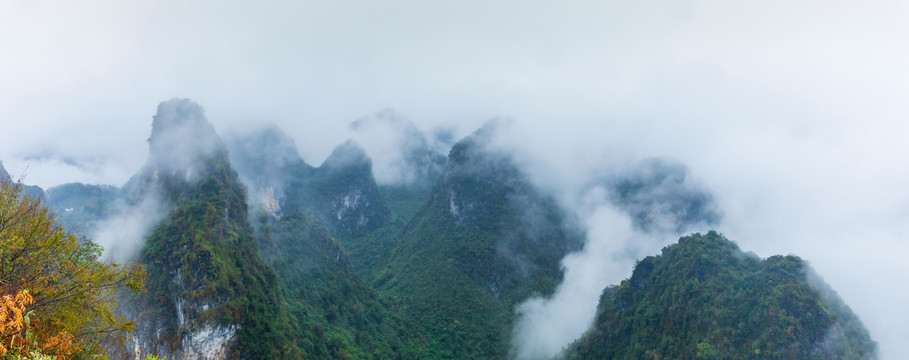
xmin=0 ymin=180 xmax=144 ymax=358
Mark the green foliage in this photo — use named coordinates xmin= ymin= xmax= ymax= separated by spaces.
xmin=338 ymin=184 xmax=432 ymax=281
xmin=227 ymin=125 xmax=413 ymax=358
xmin=255 ymin=209 xmax=412 ymax=359
xmin=0 ymin=181 xmax=143 ymax=358
xmin=567 ymin=231 xmax=877 ymax=360
xmin=136 ymin=152 xmax=300 ymax=358
xmin=374 ymin=132 xmax=583 ymax=359
xmin=281 ymin=141 xmax=391 ymax=238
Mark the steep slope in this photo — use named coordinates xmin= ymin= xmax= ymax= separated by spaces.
xmin=345 ymin=111 xmax=449 ymax=277
xmin=567 ymin=231 xmax=876 ymax=360
xmin=295 ymin=140 xmax=391 ymax=237
xmin=380 ymin=121 xmax=584 ymax=358
xmin=227 ymin=125 xmax=412 ymax=359
xmin=225 ymin=125 xmax=305 ymax=220
xmin=122 ymin=99 xmax=299 ymax=359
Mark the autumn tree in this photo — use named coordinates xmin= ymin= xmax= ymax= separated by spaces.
xmin=0 ymin=180 xmax=144 ymax=358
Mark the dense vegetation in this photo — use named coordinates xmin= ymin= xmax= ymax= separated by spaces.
xmin=255 ymin=210 xmax=411 ymax=359
xmin=0 ymin=177 xmax=143 ymax=359
xmin=567 ymin=231 xmax=877 ymax=359
xmin=228 ymin=125 xmax=413 ymax=359
xmin=134 ymin=149 xmax=300 ymax=359
xmin=377 ymin=124 xmax=584 ymax=359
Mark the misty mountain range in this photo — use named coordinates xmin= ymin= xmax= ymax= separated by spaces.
xmin=2 ymin=98 xmax=876 ymax=359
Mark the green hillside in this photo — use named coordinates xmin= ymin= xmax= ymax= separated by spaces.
xmin=379 ymin=122 xmax=584 ymax=359
xmin=228 ymin=125 xmax=413 ymax=359
xmin=127 ymin=99 xmax=299 ymax=358
xmin=567 ymin=231 xmax=877 ymax=360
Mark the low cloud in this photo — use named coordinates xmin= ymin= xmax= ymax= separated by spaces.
xmin=509 ymin=155 xmax=719 ymax=359
xmin=347 ymin=109 xmax=447 ymax=186
xmin=91 ymin=191 xmax=166 ymax=262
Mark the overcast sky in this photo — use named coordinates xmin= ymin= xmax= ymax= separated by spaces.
xmin=2 ymin=0 xmax=909 ymax=358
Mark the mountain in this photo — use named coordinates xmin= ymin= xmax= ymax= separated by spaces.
xmin=298 ymin=140 xmax=392 ymax=237
xmin=225 ymin=125 xmax=302 ymax=220
xmin=349 ymin=108 xmax=448 ymax=189
xmin=566 ymin=231 xmax=876 ymax=360
xmin=601 ymin=158 xmax=722 ymax=233
xmin=338 ymin=110 xmax=450 ymax=278
xmin=254 ymin=210 xmax=412 ymax=359
xmin=121 ymin=99 xmax=299 ymax=359
xmin=0 ymin=160 xmax=44 ymax=200
xmin=228 ymin=127 xmax=391 ymax=238
xmin=227 ymin=125 xmax=413 ymax=359
xmin=379 ymin=121 xmax=585 ymax=359
xmin=44 ymin=182 xmax=122 ymax=235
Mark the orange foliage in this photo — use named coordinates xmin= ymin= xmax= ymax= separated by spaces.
xmin=0 ymin=289 xmax=78 ymax=359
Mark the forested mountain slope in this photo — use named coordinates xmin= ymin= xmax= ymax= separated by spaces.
xmin=120 ymin=99 xmax=299 ymax=359
xmin=379 ymin=121 xmax=585 ymax=359
xmin=228 ymin=125 xmax=414 ymax=359
xmin=567 ymin=231 xmax=877 ymax=360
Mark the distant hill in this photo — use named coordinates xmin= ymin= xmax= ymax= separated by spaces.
xmin=44 ymin=182 xmax=121 ymax=235
xmin=0 ymin=161 xmax=44 ymax=200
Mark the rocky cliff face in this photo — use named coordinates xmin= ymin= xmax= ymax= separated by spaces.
xmin=308 ymin=140 xmax=390 ymax=237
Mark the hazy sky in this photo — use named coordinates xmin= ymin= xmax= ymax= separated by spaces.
xmin=2 ymin=1 xmax=909 ymax=358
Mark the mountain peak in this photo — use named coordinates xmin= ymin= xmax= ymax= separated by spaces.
xmin=322 ymin=139 xmax=371 ymax=171
xmin=226 ymin=124 xmax=309 ymax=183
xmin=348 ymin=109 xmax=448 ymax=186
xmin=147 ymin=98 xmax=224 ymax=173
xmin=0 ymin=161 xmax=9 ymax=183
xmin=569 ymin=231 xmax=877 ymax=359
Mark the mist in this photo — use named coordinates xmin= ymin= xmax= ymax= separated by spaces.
xmin=346 ymin=109 xmax=442 ymax=185
xmin=506 ymin=148 xmax=721 ymax=359
xmin=3 ymin=0 xmax=909 ymax=358
xmin=91 ymin=193 xmax=166 ymax=262
xmin=89 ymin=99 xmax=226 ymax=261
